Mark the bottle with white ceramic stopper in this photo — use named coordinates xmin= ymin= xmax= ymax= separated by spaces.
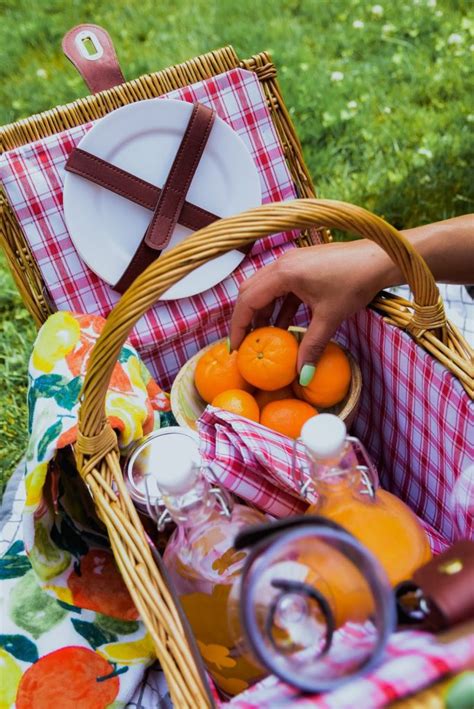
xmin=301 ymin=414 xmax=432 ymax=588
xmin=151 ymin=428 xmax=266 ymax=697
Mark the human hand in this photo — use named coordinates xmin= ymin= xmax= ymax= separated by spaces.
xmin=230 ymin=239 xmax=397 ymax=384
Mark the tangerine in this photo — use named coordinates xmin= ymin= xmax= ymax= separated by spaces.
xmin=295 ymin=342 xmax=351 ymax=408
xmin=254 ymin=385 xmax=294 ymax=409
xmin=67 ymin=548 xmax=138 ymax=620
xmin=16 ymin=646 xmax=119 ymax=709
xmin=212 ymin=389 xmax=260 ymax=422
xmin=260 ymin=399 xmax=317 ymax=439
xmin=237 ymin=327 xmax=298 ymax=391
xmin=195 ymin=341 xmax=252 ymax=404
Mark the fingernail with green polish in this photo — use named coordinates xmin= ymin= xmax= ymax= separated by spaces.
xmin=299 ymin=364 xmax=316 ymax=387
xmin=225 ymin=337 xmax=231 ymax=354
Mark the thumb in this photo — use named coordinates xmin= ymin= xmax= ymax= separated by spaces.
xmin=297 ymin=317 xmax=334 ymax=385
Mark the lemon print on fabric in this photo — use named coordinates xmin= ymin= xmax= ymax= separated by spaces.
xmin=25 ymin=462 xmax=48 ymax=508
xmin=106 ymin=394 xmax=146 ymax=445
xmin=29 ymin=523 xmax=71 ymax=582
xmin=0 ymin=648 xmax=22 ymax=709
xmin=9 ymin=570 xmax=66 ymax=638
xmin=32 ymin=312 xmax=81 ymax=374
xmin=99 ymin=633 xmax=155 ymax=665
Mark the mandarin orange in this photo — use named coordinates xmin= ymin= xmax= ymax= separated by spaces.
xmin=260 ymin=399 xmax=317 ymax=439
xmin=195 ymin=341 xmax=252 ymax=404
xmin=237 ymin=327 xmax=298 ymax=391
xmin=254 ymin=385 xmax=294 ymax=409
xmin=295 ymin=342 xmax=351 ymax=408
xmin=212 ymin=389 xmax=260 ymax=422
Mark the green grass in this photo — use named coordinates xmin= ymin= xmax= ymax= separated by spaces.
xmin=0 ymin=0 xmax=473 ymax=495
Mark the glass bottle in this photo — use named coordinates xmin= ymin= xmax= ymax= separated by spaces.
xmin=230 ymin=515 xmax=396 ymax=694
xmin=300 ymin=414 xmax=432 ymax=588
xmin=154 ymin=438 xmax=266 ymax=698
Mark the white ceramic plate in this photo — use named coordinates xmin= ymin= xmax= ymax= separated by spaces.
xmin=63 ymin=99 xmax=261 ymax=299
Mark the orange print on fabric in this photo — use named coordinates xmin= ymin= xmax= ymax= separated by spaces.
xmin=67 ymin=549 xmax=138 ymax=620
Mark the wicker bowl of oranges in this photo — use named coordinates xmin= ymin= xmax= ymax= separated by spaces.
xmin=171 ymin=326 xmax=362 ymax=438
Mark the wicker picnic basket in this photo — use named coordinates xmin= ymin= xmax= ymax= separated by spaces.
xmin=1 ymin=31 xmax=473 ymax=708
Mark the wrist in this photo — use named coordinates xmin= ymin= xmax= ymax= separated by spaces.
xmin=356 ymin=239 xmax=403 ymax=296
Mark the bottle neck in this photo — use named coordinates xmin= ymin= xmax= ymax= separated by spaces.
xmin=308 ymin=443 xmax=360 ymax=497
xmin=162 ymin=471 xmax=220 ymax=528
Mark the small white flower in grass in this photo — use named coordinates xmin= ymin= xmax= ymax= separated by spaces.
xmin=347 ymin=100 xmax=358 ymax=109
xmin=427 ymin=0 xmax=436 ymax=6
xmin=382 ymin=23 xmax=396 ymax=33
xmin=36 ymin=68 xmax=47 ymax=79
xmin=383 ymin=106 xmax=392 ymax=114
xmin=371 ymin=5 xmax=384 ymax=16
xmin=418 ymin=148 xmax=433 ymax=159
xmin=448 ymin=33 xmax=463 ymax=45
xmin=330 ymin=71 xmax=344 ymax=82
xmin=353 ymin=20 xmax=364 ymax=29
xmin=467 ymin=114 xmax=474 ymax=124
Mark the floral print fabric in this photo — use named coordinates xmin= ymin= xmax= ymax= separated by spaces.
xmin=0 ymin=311 xmax=175 ymax=707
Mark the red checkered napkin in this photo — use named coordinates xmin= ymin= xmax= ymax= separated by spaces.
xmin=198 ymin=407 xmax=307 ymax=518
xmin=224 ymin=630 xmax=474 ymax=708
xmin=0 ymin=68 xmax=304 ymax=390
xmin=197 ymin=406 xmax=449 ymax=554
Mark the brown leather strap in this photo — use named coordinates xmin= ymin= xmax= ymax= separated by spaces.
xmin=65 ymin=148 xmax=220 ymax=231
xmin=144 ymin=103 xmax=215 ymax=250
xmin=62 ymin=25 xmax=125 ymax=94
xmin=114 ymin=103 xmax=216 ymax=293
xmin=413 ymin=540 xmax=474 ymax=631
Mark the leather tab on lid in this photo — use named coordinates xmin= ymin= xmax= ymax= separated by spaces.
xmin=62 ymin=24 xmax=125 ymax=94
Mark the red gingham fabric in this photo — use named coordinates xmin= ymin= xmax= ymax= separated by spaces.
xmin=336 ymin=307 xmax=474 ymax=542
xmin=223 ymin=630 xmax=474 ymax=708
xmin=0 ymin=68 xmax=306 ymax=390
xmin=198 ymin=407 xmax=450 ymax=554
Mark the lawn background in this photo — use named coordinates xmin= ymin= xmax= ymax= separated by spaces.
xmin=0 ymin=0 xmax=473 ymax=495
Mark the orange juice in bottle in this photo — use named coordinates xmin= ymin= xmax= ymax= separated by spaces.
xmin=300 ymin=415 xmax=431 ymax=588
xmin=150 ymin=428 xmax=266 ymax=697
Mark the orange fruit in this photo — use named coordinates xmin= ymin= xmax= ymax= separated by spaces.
xmin=295 ymin=342 xmax=351 ymax=408
xmin=254 ymin=385 xmax=294 ymax=409
xmin=67 ymin=549 xmax=138 ymax=620
xmin=195 ymin=341 xmax=252 ymax=404
xmin=237 ymin=327 xmax=298 ymax=391
xmin=212 ymin=389 xmax=260 ymax=422
xmin=16 ymin=646 xmax=119 ymax=709
xmin=260 ymin=399 xmax=317 ymax=439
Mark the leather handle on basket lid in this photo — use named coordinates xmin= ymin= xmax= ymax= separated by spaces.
xmin=62 ymin=24 xmax=125 ymax=93
xmin=77 ymin=198 xmax=446 ymax=440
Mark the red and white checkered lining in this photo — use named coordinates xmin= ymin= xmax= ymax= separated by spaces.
xmin=0 ymin=68 xmax=307 ymax=390
xmin=1 ymin=65 xmax=473 ymax=706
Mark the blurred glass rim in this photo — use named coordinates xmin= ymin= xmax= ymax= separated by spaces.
xmin=238 ymin=523 xmax=396 ymax=694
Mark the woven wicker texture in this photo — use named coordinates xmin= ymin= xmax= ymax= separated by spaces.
xmin=73 ymin=198 xmax=473 ymax=707
xmin=1 ymin=46 xmax=473 ymax=707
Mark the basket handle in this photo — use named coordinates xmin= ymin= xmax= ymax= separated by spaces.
xmin=75 ymin=198 xmax=446 ymax=705
xmin=78 ymin=198 xmax=445 ymax=437
xmin=62 ymin=24 xmax=125 ymax=93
